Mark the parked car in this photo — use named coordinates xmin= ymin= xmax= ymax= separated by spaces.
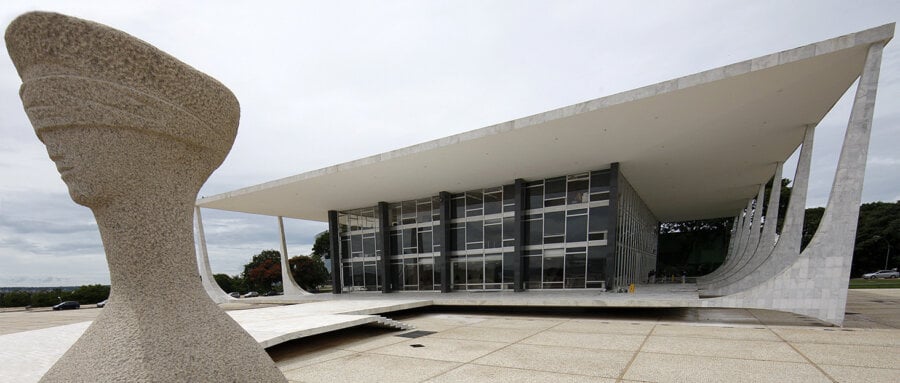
xmin=52 ymin=301 xmax=80 ymax=310
xmin=263 ymin=291 xmax=282 ymax=296
xmin=96 ymin=299 xmax=108 ymax=308
xmin=242 ymin=291 xmax=259 ymax=298
xmin=862 ymin=270 xmax=899 ymax=279
xmin=227 ymin=292 xmax=241 ymax=299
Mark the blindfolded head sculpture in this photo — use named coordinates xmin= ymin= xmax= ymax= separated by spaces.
xmin=6 ymin=11 xmax=286 ymax=382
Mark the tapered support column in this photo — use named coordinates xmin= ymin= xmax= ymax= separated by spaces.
xmin=328 ymin=210 xmax=342 ymax=294
xmin=710 ymin=125 xmax=815 ymax=296
xmin=705 ymin=163 xmax=783 ymax=293
xmin=710 ymin=40 xmax=888 ymax=325
xmin=194 ymin=207 xmax=229 ymax=303
xmin=702 ymin=184 xmax=765 ymax=287
xmin=278 ymin=216 xmax=311 ymax=296
xmin=699 ymin=199 xmax=752 ymax=283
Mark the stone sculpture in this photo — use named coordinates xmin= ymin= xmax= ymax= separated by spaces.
xmin=5 ymin=12 xmax=287 ymax=382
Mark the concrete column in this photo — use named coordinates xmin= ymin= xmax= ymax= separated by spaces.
xmin=438 ymin=191 xmax=452 ymax=293
xmin=699 ymin=199 xmax=752 ymax=283
xmin=377 ymin=202 xmax=392 ymax=293
xmin=328 ymin=210 xmax=342 ymax=294
xmin=724 ymin=211 xmax=741 ymax=260
xmin=512 ymin=179 xmax=526 ymax=292
xmin=710 ymin=41 xmax=887 ymax=325
xmin=278 ymin=216 xmax=310 ymax=296
xmin=194 ymin=206 xmax=229 ymax=303
xmin=607 ymin=163 xmax=621 ymax=288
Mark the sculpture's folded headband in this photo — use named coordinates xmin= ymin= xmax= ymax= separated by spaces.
xmin=5 ymin=11 xmax=239 ymax=155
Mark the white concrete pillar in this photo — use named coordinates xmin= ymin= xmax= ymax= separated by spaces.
xmin=278 ymin=216 xmax=312 ymax=296
xmin=194 ymin=207 xmax=229 ymax=303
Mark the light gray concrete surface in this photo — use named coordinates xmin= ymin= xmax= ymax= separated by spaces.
xmin=2 ymin=289 xmax=899 ymax=382
xmin=195 ymin=206 xmax=230 ymax=304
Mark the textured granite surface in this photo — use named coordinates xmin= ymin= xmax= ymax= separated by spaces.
xmin=5 ymin=11 xmax=286 ymax=382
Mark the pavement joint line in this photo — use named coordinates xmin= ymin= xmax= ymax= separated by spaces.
xmin=615 ymin=322 xmax=656 ymax=382
xmin=749 ymin=307 xmax=838 ymax=383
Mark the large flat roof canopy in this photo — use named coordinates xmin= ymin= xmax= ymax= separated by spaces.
xmin=198 ymin=24 xmax=894 ymax=223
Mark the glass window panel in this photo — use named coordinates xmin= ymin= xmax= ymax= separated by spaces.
xmin=484 ymin=256 xmax=502 ymax=284
xmin=364 ymin=264 xmax=377 ymax=290
xmin=587 ymin=246 xmax=607 ymax=282
xmin=418 ymin=262 xmax=433 ymax=290
xmin=503 ymin=184 xmax=515 ymax=205
xmin=343 ymin=265 xmax=352 ymax=288
xmin=526 ymin=218 xmax=543 ymax=246
xmin=566 ymin=215 xmax=587 ymax=243
xmin=465 ymin=191 xmax=483 ymax=211
xmin=526 ymin=256 xmax=542 ymax=289
xmin=363 ymin=236 xmax=376 ymax=257
xmin=567 ymin=179 xmax=589 ymax=204
xmin=467 ymin=256 xmax=484 ymax=284
xmin=503 ymin=217 xmax=515 ymax=239
xmin=544 ymin=211 xmax=565 ymax=236
xmin=467 ymin=242 xmax=484 ymax=250
xmin=544 ymin=198 xmax=565 ymax=207
xmin=484 ymin=191 xmax=502 ymax=215
xmin=590 ymin=191 xmax=610 ymax=201
xmin=451 ymin=225 xmax=464 ymax=250
xmin=545 ymin=177 xmax=566 ymax=200
xmin=589 ymin=206 xmax=609 ymax=233
xmin=544 ymin=235 xmax=564 ymax=244
xmin=590 ymin=170 xmax=610 ymax=193
xmin=418 ymin=230 xmax=433 ymax=253
xmin=391 ymin=263 xmax=402 ymax=290
xmin=390 ymin=232 xmax=401 ymax=256
xmin=526 ymin=185 xmax=543 ymax=210
xmin=466 ymin=221 xmax=483 ymax=243
xmin=404 ymin=259 xmax=417 ymax=287
xmin=402 ymin=228 xmax=416 ymax=249
xmin=417 ymin=202 xmax=432 ymax=223
xmin=589 ymin=232 xmax=606 ymax=241
xmin=351 ymin=235 xmax=362 ymax=253
xmin=352 ymin=263 xmax=363 ymax=287
xmin=565 ymin=252 xmax=586 ymax=288
xmin=452 ymin=259 xmax=466 ymax=288
xmin=484 ymin=223 xmax=502 ymax=249
xmin=503 ymin=252 xmax=516 ymax=286
xmin=503 ymin=239 xmax=515 ymax=247
xmin=340 ymin=238 xmax=349 ymax=258
xmin=543 ymin=255 xmax=564 ymax=283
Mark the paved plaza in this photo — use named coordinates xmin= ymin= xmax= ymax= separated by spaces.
xmin=0 ymin=289 xmax=898 ymax=382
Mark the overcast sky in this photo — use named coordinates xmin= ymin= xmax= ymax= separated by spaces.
xmin=1 ymin=1 xmax=898 ymax=287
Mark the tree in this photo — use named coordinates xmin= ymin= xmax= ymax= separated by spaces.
xmin=311 ymin=231 xmax=330 ymax=259
xmin=289 ymin=254 xmax=330 ymax=292
xmin=242 ymin=250 xmax=283 ymax=292
xmin=214 ymin=273 xmax=246 ymax=293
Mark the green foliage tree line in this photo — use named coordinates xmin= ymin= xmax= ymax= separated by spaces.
xmin=0 ymin=284 xmax=110 ymax=308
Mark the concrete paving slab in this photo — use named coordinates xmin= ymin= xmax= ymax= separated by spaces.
xmin=623 ymin=352 xmax=831 ymax=383
xmin=473 ymin=343 xmax=634 ymax=378
xmin=370 ymin=337 xmax=508 ymax=363
xmin=770 ymin=326 xmax=900 ymax=346
xmin=642 ymin=336 xmax=806 ymax=362
xmin=652 ymin=323 xmax=779 ymax=341
xmin=467 ymin=317 xmax=563 ymax=330
xmin=337 ymin=331 xmax=413 ymax=352
xmin=425 ymin=364 xmax=616 ymax=383
xmin=520 ymin=330 xmax=647 ymax=352
xmin=275 ymin=348 xmax=355 ymax=372
xmin=429 ymin=325 xmax=541 ymax=343
xmin=791 ymin=343 xmax=900 ymax=368
xmin=0 ymin=321 xmax=91 ymax=383
xmin=819 ymin=364 xmax=900 ymax=383
xmin=281 ymin=353 xmax=459 ymax=383
xmin=552 ymin=319 xmax=655 ymax=335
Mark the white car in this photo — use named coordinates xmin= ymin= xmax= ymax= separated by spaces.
xmin=862 ymin=270 xmax=899 ymax=279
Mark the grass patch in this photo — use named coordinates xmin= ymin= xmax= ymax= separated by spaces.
xmin=849 ymin=278 xmax=900 ymax=289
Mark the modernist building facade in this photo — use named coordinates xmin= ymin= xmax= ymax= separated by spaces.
xmin=330 ymin=165 xmax=657 ymax=293
xmin=195 ymin=24 xmax=894 ymax=325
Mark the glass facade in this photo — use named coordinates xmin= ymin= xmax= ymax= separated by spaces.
xmin=336 ymin=166 xmax=656 ymax=292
